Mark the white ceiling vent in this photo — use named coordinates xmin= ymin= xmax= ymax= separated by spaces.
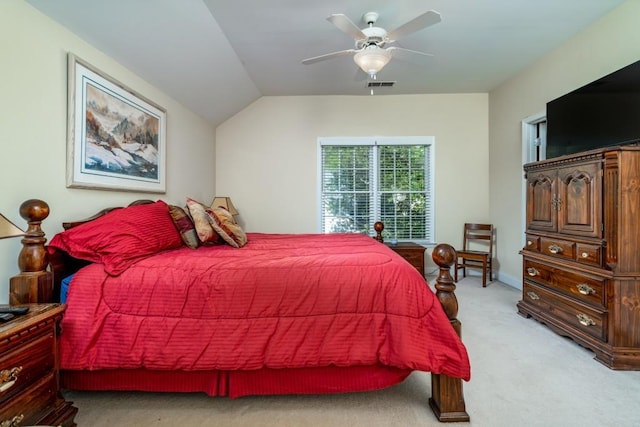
xmin=367 ymin=81 xmax=396 ymax=88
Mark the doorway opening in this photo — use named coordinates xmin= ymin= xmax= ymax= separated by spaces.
xmin=521 ymin=112 xmax=547 ymax=248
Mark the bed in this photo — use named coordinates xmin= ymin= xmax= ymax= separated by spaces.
xmin=13 ymin=198 xmax=470 ymax=422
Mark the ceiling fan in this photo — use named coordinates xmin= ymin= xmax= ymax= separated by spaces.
xmin=302 ymin=10 xmax=441 ymax=79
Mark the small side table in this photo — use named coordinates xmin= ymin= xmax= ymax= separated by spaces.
xmin=386 ymin=242 xmax=426 ymax=276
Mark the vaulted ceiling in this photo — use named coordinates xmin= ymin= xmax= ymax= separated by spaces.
xmin=26 ymin=0 xmax=625 ymax=126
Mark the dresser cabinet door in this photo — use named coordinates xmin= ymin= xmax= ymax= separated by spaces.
xmin=526 ymin=169 xmax=557 ymax=233
xmin=556 ymin=162 xmax=602 ymax=238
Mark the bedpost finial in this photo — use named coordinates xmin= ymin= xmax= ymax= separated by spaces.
xmin=11 ymin=199 xmax=53 ymax=304
xmin=16 ymin=199 xmax=49 ymax=273
xmin=19 ymin=199 xmax=49 ymax=224
xmin=373 ymin=221 xmax=384 ymax=242
xmin=432 ymin=243 xmax=456 ymax=268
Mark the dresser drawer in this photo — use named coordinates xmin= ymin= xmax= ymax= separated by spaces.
xmin=523 ymin=282 xmax=606 ymax=342
xmin=0 ymin=372 xmax=57 ymax=424
xmin=575 ymin=242 xmax=602 ymax=267
xmin=524 ymin=234 xmax=540 ymax=252
xmin=523 ymin=259 xmax=605 ymax=308
xmin=0 ymin=331 xmax=55 ymax=406
xmin=540 ymin=237 xmax=575 ymax=261
xmin=0 ymin=304 xmax=76 ymax=426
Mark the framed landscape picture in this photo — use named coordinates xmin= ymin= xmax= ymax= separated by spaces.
xmin=66 ymin=53 xmax=166 ymax=193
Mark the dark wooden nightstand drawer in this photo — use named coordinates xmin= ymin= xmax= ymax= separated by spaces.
xmin=0 ymin=331 xmax=55 ymax=406
xmin=386 ymin=242 xmax=425 ymax=276
xmin=0 ymin=304 xmax=77 ymax=426
xmin=0 ymin=371 xmax=57 ymax=424
xmin=400 ymin=251 xmax=424 ymax=270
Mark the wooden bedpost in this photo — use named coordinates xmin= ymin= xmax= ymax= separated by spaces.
xmin=428 ymin=243 xmax=470 ymax=422
xmin=9 ymin=199 xmax=53 ymax=305
xmin=373 ymin=221 xmax=384 ymax=242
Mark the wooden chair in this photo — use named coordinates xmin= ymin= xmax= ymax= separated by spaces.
xmin=455 ymin=223 xmax=494 ymax=287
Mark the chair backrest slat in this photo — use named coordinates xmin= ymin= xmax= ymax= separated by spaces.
xmin=462 ymin=223 xmax=494 ymax=255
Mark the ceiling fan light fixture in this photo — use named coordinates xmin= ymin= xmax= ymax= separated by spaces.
xmin=354 ymin=45 xmax=391 ymax=78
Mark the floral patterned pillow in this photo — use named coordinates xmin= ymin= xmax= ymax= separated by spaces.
xmin=185 ymin=198 xmax=220 ymax=244
xmin=207 ymin=207 xmax=247 ymax=248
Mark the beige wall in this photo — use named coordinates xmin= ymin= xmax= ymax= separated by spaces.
xmin=216 ymin=94 xmax=489 ymax=270
xmin=0 ymin=0 xmax=216 ymax=303
xmin=489 ymin=0 xmax=640 ymax=288
xmin=4 ymin=0 xmax=633 ymax=301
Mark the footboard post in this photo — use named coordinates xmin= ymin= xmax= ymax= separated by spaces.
xmin=429 ymin=244 xmax=469 ymax=422
xmin=9 ymin=199 xmax=53 ymax=305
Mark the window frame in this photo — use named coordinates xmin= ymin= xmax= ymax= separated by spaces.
xmin=317 ymin=136 xmax=435 ymax=245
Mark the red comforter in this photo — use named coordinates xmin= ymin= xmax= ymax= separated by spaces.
xmin=59 ymin=233 xmax=470 ymax=381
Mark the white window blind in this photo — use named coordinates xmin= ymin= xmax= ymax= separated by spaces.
xmin=318 ymin=137 xmax=434 ymax=243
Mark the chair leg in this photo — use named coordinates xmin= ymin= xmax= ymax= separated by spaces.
xmin=482 ymin=259 xmax=487 ymax=287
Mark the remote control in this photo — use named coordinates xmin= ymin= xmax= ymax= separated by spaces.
xmin=0 ymin=313 xmax=14 ymax=322
xmin=0 ymin=306 xmax=29 ymax=315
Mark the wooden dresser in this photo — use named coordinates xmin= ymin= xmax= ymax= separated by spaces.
xmin=0 ymin=304 xmax=77 ymax=426
xmin=518 ymin=146 xmax=640 ymax=369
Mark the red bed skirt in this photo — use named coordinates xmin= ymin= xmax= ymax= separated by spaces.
xmin=61 ymin=365 xmax=413 ymax=398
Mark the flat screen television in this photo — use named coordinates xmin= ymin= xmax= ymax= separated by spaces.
xmin=546 ymin=59 xmax=640 ymax=159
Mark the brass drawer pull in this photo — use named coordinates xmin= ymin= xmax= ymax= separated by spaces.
xmin=527 ymin=240 xmax=533 ymax=246
xmin=581 ymin=252 xmax=589 ymax=258
xmin=548 ymin=244 xmax=563 ymax=254
xmin=527 ymin=291 xmax=540 ymax=300
xmin=576 ymin=284 xmax=595 ymax=296
xmin=0 ymin=414 xmax=24 ymax=427
xmin=0 ymin=366 xmax=22 ymax=392
xmin=526 ymin=267 xmax=539 ymax=277
xmin=577 ymin=313 xmax=596 ymax=327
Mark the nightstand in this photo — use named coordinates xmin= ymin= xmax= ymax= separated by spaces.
xmin=0 ymin=304 xmax=78 ymax=426
xmin=386 ymin=242 xmax=426 ymax=276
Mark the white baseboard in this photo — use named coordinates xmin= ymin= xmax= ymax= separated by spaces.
xmin=456 ymin=270 xmax=522 ymax=290
xmin=497 ymin=271 xmax=522 ymax=290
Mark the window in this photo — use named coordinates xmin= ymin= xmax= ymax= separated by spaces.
xmin=318 ymin=137 xmax=434 ymax=243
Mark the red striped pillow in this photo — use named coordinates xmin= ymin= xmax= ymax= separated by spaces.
xmin=49 ymin=200 xmax=182 ymax=275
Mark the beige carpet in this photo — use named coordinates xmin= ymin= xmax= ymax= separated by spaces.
xmin=63 ymin=277 xmax=640 ymax=426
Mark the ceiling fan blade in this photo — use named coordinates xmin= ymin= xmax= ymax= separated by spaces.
xmin=386 ymin=10 xmax=441 ymax=41
xmin=301 ymin=49 xmax=357 ymax=65
xmin=327 ymin=14 xmax=366 ymax=40
xmin=387 ymin=46 xmax=434 ymax=62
